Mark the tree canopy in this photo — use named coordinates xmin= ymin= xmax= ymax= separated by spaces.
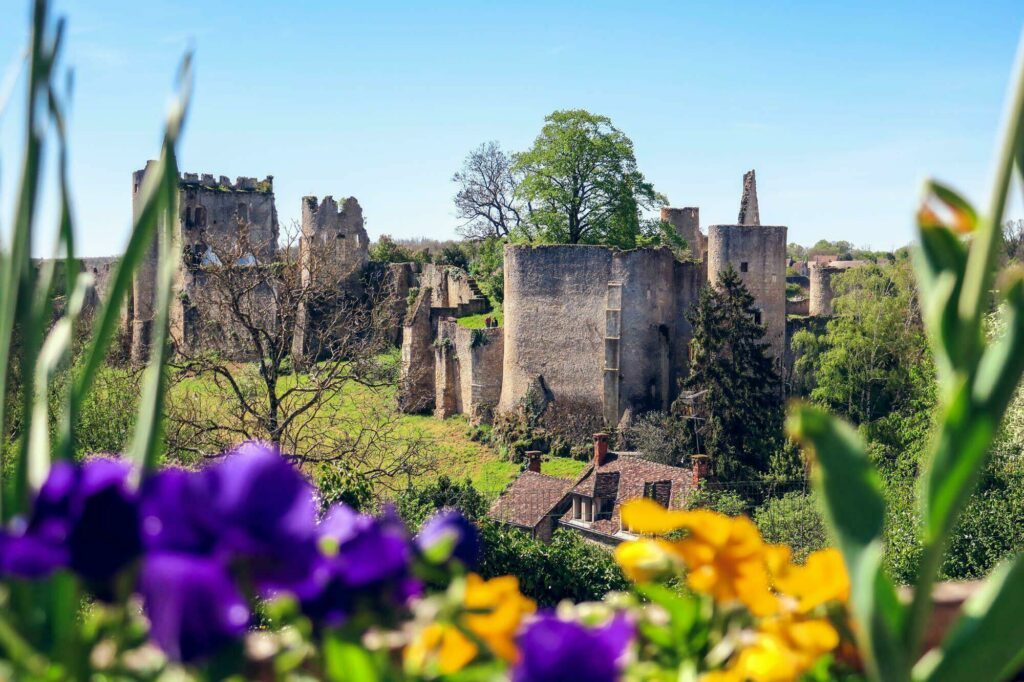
xmin=511 ymin=109 xmax=668 ymax=249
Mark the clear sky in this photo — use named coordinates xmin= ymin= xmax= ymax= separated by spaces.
xmin=2 ymin=1 xmax=1024 ymax=257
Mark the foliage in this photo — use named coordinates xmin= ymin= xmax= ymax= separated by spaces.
xmin=754 ymin=492 xmax=829 ymax=563
xmin=789 ymin=42 xmax=1024 ymax=679
xmin=313 ymin=461 xmax=374 ymax=512
xmin=681 ymin=268 xmax=784 ymax=480
xmin=435 ymin=243 xmax=470 ymax=270
xmin=799 ymin=260 xmax=935 ymax=427
xmin=476 ymin=523 xmax=628 ymax=606
xmin=686 ymin=485 xmax=749 ymax=517
xmin=395 ymin=475 xmax=489 ymax=529
xmin=619 ymin=410 xmax=688 ymax=466
xmin=467 ymin=236 xmax=505 ymax=303
xmin=512 ymin=109 xmax=666 ymax=248
xmin=368 ymin=235 xmax=415 ymax=263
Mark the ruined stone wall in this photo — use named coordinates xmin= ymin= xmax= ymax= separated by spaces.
xmin=786 ymin=297 xmax=809 ymax=316
xmin=499 ymin=244 xmax=701 ymax=427
xmin=422 ymin=264 xmax=485 ymax=311
xmin=707 ymin=224 xmax=787 ymax=361
xmin=435 ymin=323 xmax=503 ymax=423
xmin=399 ymin=287 xmax=436 ymax=412
xmin=809 ymin=264 xmax=838 ymax=316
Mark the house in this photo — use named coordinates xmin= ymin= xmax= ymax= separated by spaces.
xmin=488 ymin=433 xmax=706 ymax=546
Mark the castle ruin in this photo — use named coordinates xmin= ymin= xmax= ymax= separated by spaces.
xmin=399 ymin=170 xmax=789 ymax=429
xmin=124 ymin=163 xmax=369 ymax=362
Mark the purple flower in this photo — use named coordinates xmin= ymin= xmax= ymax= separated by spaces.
xmin=139 ymin=551 xmax=249 ymax=663
xmin=299 ymin=504 xmax=420 ymax=627
xmin=0 ymin=459 xmax=141 ymax=590
xmin=140 ymin=468 xmax=219 ymax=555
xmin=141 ymin=442 xmax=320 ymax=594
xmin=513 ymin=613 xmax=633 ymax=682
xmin=416 ymin=509 xmax=480 ymax=568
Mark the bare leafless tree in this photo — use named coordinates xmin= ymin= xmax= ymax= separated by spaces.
xmin=452 ymin=141 xmax=528 ymax=240
xmin=164 ymin=221 xmax=434 ymax=486
xmin=1004 ymin=219 xmax=1024 ymax=263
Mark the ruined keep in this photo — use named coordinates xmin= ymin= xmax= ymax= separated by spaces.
xmin=125 ymin=162 xmax=279 ymax=362
xmin=401 ymin=169 xmax=789 ymax=430
xmin=291 ymin=195 xmax=370 ymax=359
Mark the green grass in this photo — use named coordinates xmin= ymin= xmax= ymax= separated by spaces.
xmin=456 ymin=300 xmax=503 ymax=329
xmin=167 ymin=356 xmax=583 ymax=500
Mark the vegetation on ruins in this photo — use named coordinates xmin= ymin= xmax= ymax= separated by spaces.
xmin=681 ymin=267 xmax=785 ymax=480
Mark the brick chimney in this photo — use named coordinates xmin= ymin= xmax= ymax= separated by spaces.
xmin=526 ymin=450 xmax=542 ymax=473
xmin=593 ymin=433 xmax=609 ymax=466
xmin=691 ymin=454 xmax=710 ymax=486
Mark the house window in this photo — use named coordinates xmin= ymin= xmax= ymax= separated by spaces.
xmin=572 ymin=495 xmax=582 ymax=520
xmin=740 ymin=261 xmax=749 ymax=273
xmin=644 ymin=480 xmax=672 ymax=507
xmin=598 ymin=497 xmax=614 ymax=520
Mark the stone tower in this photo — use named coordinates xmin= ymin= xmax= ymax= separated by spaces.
xmin=809 ymin=263 xmax=839 ymax=316
xmin=126 ymin=164 xmax=278 ymax=361
xmin=707 ymin=171 xmax=787 ymax=361
xmin=660 ymin=207 xmax=706 ymax=261
xmin=291 ymin=196 xmax=370 ymax=359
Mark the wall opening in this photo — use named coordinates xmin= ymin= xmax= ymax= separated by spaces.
xmin=740 ymin=261 xmax=749 ymax=273
xmin=195 ymin=206 xmax=207 ymax=228
xmin=753 ymin=309 xmax=762 ymax=325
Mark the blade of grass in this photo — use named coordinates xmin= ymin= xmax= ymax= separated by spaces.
xmin=127 ymin=54 xmax=192 ymax=476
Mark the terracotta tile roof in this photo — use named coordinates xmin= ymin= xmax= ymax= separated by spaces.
xmin=488 ymin=470 xmax=575 ymax=529
xmin=562 ymin=452 xmax=695 ymax=537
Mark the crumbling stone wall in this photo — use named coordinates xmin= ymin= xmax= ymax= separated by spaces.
xmin=809 ymin=264 xmax=838 ymax=316
xmin=434 ymin=320 xmax=504 ymax=423
xmin=707 ymin=223 xmax=788 ymax=361
xmin=398 ymin=287 xmax=436 ymax=412
xmin=498 ymin=244 xmax=701 ymax=427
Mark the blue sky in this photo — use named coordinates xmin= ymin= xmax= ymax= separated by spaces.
xmin=2 ymin=1 xmax=1024 ymax=256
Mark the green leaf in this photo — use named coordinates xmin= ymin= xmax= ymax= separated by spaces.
xmin=323 ymin=631 xmax=380 ymax=682
xmin=913 ymin=555 xmax=1024 ymax=682
xmin=788 ymin=403 xmax=907 ymax=682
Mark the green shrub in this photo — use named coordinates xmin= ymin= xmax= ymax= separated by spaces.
xmin=313 ymin=462 xmax=373 ymax=512
xmin=476 ymin=522 xmax=628 ymax=606
xmin=754 ymin=492 xmax=828 ymax=563
xmin=395 ymin=475 xmax=489 ymax=529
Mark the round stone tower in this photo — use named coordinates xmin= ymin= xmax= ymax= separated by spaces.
xmin=809 ymin=263 xmax=838 ymax=316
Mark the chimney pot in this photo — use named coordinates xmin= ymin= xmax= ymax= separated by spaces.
xmin=526 ymin=450 xmax=542 ymax=473
xmin=593 ymin=432 xmax=609 ymax=466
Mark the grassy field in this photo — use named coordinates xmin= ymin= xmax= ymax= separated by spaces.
xmin=168 ymin=356 xmax=584 ymax=499
xmin=456 ymin=306 xmax=503 ymax=329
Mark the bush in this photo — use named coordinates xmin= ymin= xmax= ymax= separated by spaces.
xmin=754 ymin=492 xmax=828 ymax=563
xmin=619 ymin=410 xmax=688 ymax=466
xmin=369 ymin=235 xmax=415 ymax=263
xmin=476 ymin=522 xmax=628 ymax=606
xmin=395 ymin=475 xmax=489 ymax=529
xmin=313 ymin=462 xmax=373 ymax=513
xmin=686 ymin=485 xmax=749 ymax=516
xmin=468 ymin=237 xmax=504 ymax=303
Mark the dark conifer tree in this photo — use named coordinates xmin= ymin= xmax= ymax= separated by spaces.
xmin=681 ymin=267 xmax=783 ymax=480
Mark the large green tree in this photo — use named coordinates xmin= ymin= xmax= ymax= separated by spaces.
xmin=681 ymin=268 xmax=783 ymax=480
xmin=513 ymin=109 xmax=668 ymax=248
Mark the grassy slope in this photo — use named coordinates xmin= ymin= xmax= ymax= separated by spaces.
xmin=169 ymin=359 xmax=584 ymax=499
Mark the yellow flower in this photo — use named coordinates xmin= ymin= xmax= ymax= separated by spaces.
xmin=673 ymin=513 xmax=778 ymax=616
xmin=404 ymin=623 xmax=477 ymax=674
xmin=771 ymin=548 xmax=850 ymax=613
xmin=614 ymin=538 xmax=679 ymax=582
xmin=621 ymin=497 xmax=693 ymax=534
xmin=462 ymin=573 xmax=536 ymax=663
xmin=706 ymin=616 xmax=840 ymax=682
